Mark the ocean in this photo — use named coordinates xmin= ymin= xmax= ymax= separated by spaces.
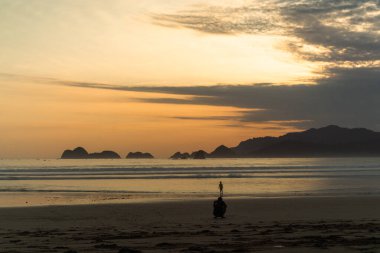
xmin=1 ymin=158 xmax=380 ymax=207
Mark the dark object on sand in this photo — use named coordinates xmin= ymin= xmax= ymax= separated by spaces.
xmin=64 ymin=250 xmax=78 ymax=253
xmin=118 ymin=247 xmax=142 ymax=253
xmin=213 ymin=197 xmax=227 ymax=218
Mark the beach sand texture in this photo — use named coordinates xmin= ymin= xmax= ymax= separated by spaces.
xmin=1 ymin=196 xmax=380 ymax=252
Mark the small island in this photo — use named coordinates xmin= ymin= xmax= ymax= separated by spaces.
xmin=191 ymin=150 xmax=208 ymax=159
xmin=61 ymin=147 xmax=121 ymax=159
xmin=170 ymin=152 xmax=191 ymax=159
xmin=126 ymin=152 xmax=154 ymax=159
xmin=169 ymin=150 xmax=208 ymax=159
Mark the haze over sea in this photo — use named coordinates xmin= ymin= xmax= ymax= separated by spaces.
xmin=0 ymin=158 xmax=380 ymax=207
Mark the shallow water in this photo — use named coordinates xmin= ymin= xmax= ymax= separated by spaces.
xmin=1 ymin=158 xmax=380 ymax=206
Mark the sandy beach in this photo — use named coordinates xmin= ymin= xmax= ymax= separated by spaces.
xmin=1 ymin=196 xmax=380 ymax=252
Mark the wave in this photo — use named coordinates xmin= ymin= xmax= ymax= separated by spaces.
xmin=1 ymin=174 xmax=380 ymax=180
xmin=1 ymin=168 xmax=380 ymax=176
xmin=1 ymin=165 xmax=380 ymax=173
xmin=1 ymin=165 xmax=380 ymax=180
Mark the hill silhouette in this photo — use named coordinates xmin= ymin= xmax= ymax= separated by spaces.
xmin=232 ymin=125 xmax=380 ymax=157
xmin=63 ymin=126 xmax=380 ymax=159
xmin=210 ymin=145 xmax=236 ymax=158
xmin=173 ymin=125 xmax=380 ymax=158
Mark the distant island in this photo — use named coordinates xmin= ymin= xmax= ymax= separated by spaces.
xmin=61 ymin=147 xmax=121 ymax=159
xmin=170 ymin=125 xmax=380 ymax=158
xmin=191 ymin=150 xmax=208 ymax=159
xmin=170 ymin=151 xmax=208 ymax=159
xmin=60 ymin=147 xmax=154 ymax=159
xmin=126 ymin=152 xmax=154 ymax=159
xmin=170 ymin=152 xmax=191 ymax=159
xmin=61 ymin=126 xmax=380 ymax=159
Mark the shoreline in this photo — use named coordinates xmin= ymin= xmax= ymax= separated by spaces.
xmin=2 ymin=195 xmax=380 ymax=218
xmin=2 ymin=191 xmax=380 ymax=208
xmin=1 ymin=196 xmax=380 ymax=252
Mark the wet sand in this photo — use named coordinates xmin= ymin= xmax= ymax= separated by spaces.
xmin=1 ymin=196 xmax=380 ymax=252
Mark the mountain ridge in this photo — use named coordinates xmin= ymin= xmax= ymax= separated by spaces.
xmin=230 ymin=125 xmax=380 ymax=157
xmin=61 ymin=126 xmax=380 ymax=159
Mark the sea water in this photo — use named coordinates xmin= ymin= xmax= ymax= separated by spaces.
xmin=1 ymin=158 xmax=380 ymax=206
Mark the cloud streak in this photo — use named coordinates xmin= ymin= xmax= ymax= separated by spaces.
xmin=152 ymin=0 xmax=380 ymax=65
xmin=132 ymin=0 xmax=380 ymax=130
xmin=58 ymin=67 xmax=380 ymax=130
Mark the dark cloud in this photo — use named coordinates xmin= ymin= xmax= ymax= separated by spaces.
xmin=171 ymin=116 xmax=240 ymax=121
xmin=60 ymin=81 xmax=122 ymax=90
xmin=134 ymin=97 xmax=196 ymax=105
xmin=217 ymin=124 xmax=256 ymax=129
xmin=47 ymin=1 xmax=380 ymax=131
xmin=152 ymin=0 xmax=380 ymax=64
xmin=151 ymin=3 xmax=282 ymax=35
xmin=58 ymin=67 xmax=380 ymax=130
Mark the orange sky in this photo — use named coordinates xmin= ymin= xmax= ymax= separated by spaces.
xmin=0 ymin=0 xmax=320 ymax=158
xmin=1 ymin=78 xmax=300 ymax=158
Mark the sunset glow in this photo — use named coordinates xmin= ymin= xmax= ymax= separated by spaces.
xmin=1 ymin=0 xmax=380 ymax=157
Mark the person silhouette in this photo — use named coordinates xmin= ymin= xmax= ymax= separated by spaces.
xmin=213 ymin=197 xmax=227 ymax=218
xmin=219 ymin=181 xmax=223 ymax=197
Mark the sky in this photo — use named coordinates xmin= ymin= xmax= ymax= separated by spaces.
xmin=1 ymin=0 xmax=380 ymax=158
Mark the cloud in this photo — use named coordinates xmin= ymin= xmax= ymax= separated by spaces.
xmin=151 ymin=0 xmax=380 ymax=65
xmin=144 ymin=1 xmax=380 ymax=130
xmin=151 ymin=3 xmax=282 ymax=35
xmin=171 ymin=116 xmax=240 ymax=121
xmin=57 ymin=67 xmax=380 ymax=130
xmin=9 ymin=0 xmax=380 ymax=131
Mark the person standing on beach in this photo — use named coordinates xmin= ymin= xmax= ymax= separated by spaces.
xmin=219 ymin=181 xmax=224 ymax=197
